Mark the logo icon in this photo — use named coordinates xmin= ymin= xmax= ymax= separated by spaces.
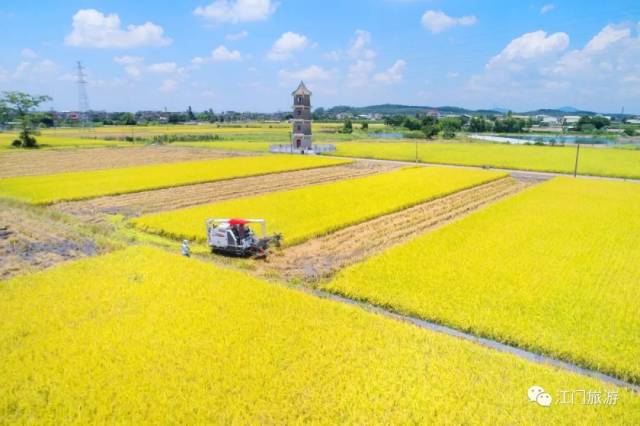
xmin=528 ymin=385 xmax=552 ymax=407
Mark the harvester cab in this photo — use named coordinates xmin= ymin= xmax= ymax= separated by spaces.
xmin=205 ymin=218 xmax=282 ymax=258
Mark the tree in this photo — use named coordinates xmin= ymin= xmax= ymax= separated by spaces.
xmin=312 ymin=107 xmax=325 ymax=121
xmin=122 ymin=112 xmax=137 ymax=125
xmin=402 ymin=116 xmax=422 ymax=131
xmin=342 ymin=118 xmax=353 ymax=134
xmin=420 ymin=115 xmax=439 ymax=139
xmin=438 ymin=118 xmax=461 ymax=139
xmin=361 ymin=121 xmax=369 ymax=130
xmin=384 ymin=115 xmax=405 ymax=127
xmin=623 ymin=127 xmax=636 ymax=136
xmin=468 ymin=116 xmax=492 ymax=132
xmin=187 ymin=106 xmax=196 ymax=121
xmin=1 ymin=91 xmax=52 ymax=148
xmin=576 ymin=116 xmax=609 ymax=131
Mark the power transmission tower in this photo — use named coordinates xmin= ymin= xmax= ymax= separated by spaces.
xmin=76 ymin=61 xmax=91 ymax=129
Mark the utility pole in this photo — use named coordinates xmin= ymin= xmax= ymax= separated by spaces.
xmin=415 ymin=139 xmax=418 ymax=163
xmin=573 ymin=143 xmax=581 ymax=178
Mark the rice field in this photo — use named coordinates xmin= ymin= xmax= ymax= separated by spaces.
xmin=326 ymin=177 xmax=640 ymax=384
xmin=0 ymin=155 xmax=349 ymax=204
xmin=132 ymin=166 xmax=506 ymax=245
xmin=330 ymin=141 xmax=640 ymax=179
xmin=1 ymin=246 xmax=638 ymax=424
xmin=172 ymin=141 xmax=272 ymax=152
xmin=0 ymin=135 xmax=131 ymax=150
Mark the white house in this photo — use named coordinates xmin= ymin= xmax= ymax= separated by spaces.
xmin=563 ymin=115 xmax=582 ymax=125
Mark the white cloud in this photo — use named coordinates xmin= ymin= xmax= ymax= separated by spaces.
xmin=373 ymin=60 xmax=406 ymax=84
xmin=226 ymin=30 xmax=248 ymax=41
xmin=585 ymin=24 xmax=630 ymax=52
xmin=148 ymin=62 xmax=178 ymax=73
xmin=267 ymin=32 xmax=309 ymax=60
xmin=347 ymin=59 xmax=376 ymax=87
xmin=194 ymin=0 xmax=278 ymax=24
xmin=212 ymin=45 xmax=242 ymax=61
xmin=10 ymin=59 xmax=58 ymax=82
xmin=421 ymin=10 xmax=477 ymax=34
xmin=20 ymin=48 xmax=38 ymax=59
xmin=487 ymin=30 xmax=569 ymax=69
xmin=124 ymin=65 xmax=142 ymax=77
xmin=540 ymin=4 xmax=555 ymax=14
xmin=324 ymin=50 xmax=341 ymax=61
xmin=65 ymin=9 xmax=171 ymax=49
xmin=348 ymin=30 xmax=376 ymax=60
xmin=113 ymin=55 xmax=144 ymax=65
xmin=159 ymin=79 xmax=178 ymax=92
xmin=278 ymin=65 xmax=332 ymax=83
xmin=467 ymin=22 xmax=640 ymax=110
xmin=191 ymin=56 xmax=208 ymax=67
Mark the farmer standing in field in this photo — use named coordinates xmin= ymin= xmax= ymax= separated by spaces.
xmin=181 ymin=240 xmax=190 ymax=257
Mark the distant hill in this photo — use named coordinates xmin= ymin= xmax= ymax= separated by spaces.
xmin=325 ymin=104 xmax=606 ymax=117
xmin=557 ymin=106 xmax=579 ymax=113
xmin=523 ymin=108 xmax=597 ymax=117
xmin=326 ymin=104 xmax=501 ymax=116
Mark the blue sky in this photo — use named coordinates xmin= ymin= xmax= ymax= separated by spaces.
xmin=1 ymin=0 xmax=639 ymax=113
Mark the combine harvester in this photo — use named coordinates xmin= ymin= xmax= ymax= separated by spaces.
xmin=205 ymin=218 xmax=282 ymax=258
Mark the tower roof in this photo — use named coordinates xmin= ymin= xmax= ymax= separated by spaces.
xmin=292 ymin=81 xmax=312 ymax=96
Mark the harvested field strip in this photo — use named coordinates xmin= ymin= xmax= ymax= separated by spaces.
xmin=132 ymin=166 xmax=506 ymax=246
xmin=326 ymin=177 xmax=640 ymax=384
xmin=265 ymin=176 xmax=538 ymax=280
xmin=1 ymin=246 xmax=639 ymax=423
xmin=54 ymin=161 xmax=399 ymax=219
xmin=0 ymin=146 xmax=255 ymax=178
xmin=0 ymin=200 xmax=101 ymax=279
xmin=0 ymin=155 xmax=350 ymax=204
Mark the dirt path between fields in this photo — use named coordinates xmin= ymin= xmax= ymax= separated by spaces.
xmin=0 ymin=145 xmax=255 ymax=178
xmin=52 ymin=161 xmax=400 ymax=221
xmin=259 ymin=176 xmax=540 ymax=281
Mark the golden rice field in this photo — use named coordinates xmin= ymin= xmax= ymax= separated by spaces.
xmin=1 ymin=246 xmax=638 ymax=424
xmin=0 ymin=155 xmax=349 ymax=204
xmin=132 ymin=166 xmax=505 ymax=245
xmin=326 ymin=177 xmax=640 ymax=384
xmin=330 ymin=141 xmax=640 ymax=179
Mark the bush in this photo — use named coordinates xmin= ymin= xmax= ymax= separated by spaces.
xmin=18 ymin=129 xmax=38 ymax=148
xmin=11 ymin=139 xmax=22 ymax=147
xmin=442 ymin=129 xmax=456 ymax=139
xmin=623 ymin=128 xmax=636 ymax=137
xmin=402 ymin=131 xmax=426 ymax=139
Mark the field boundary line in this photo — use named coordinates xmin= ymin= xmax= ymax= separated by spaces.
xmin=297 ymin=287 xmax=640 ymax=393
xmin=323 ymin=154 xmax=640 ymax=183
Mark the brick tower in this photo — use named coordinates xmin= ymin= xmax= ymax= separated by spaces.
xmin=291 ymin=81 xmax=312 ymax=151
